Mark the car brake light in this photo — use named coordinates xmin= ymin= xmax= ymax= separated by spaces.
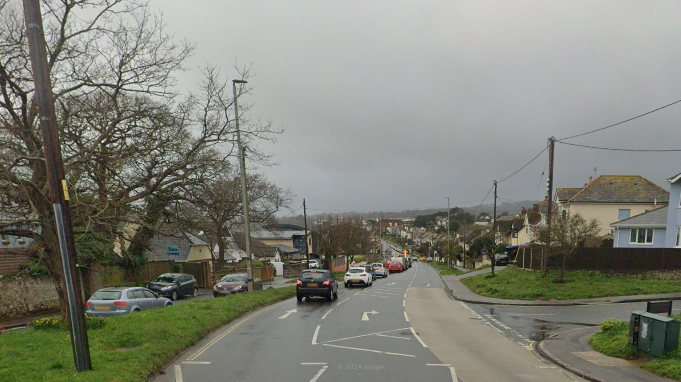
xmin=296 ymin=280 xmax=303 ymax=286
xmin=323 ymin=280 xmax=330 ymax=286
xmin=346 ymin=273 xmax=351 ymax=277
xmin=311 ymin=270 xmax=316 ymax=273
xmin=113 ymin=301 xmax=127 ymax=306
xmin=85 ymin=302 xmax=91 ymax=307
xmin=361 ymin=274 xmax=366 ymax=277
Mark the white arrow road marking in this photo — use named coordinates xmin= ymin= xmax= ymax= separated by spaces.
xmin=278 ymin=309 xmax=297 ymax=319
xmin=362 ymin=310 xmax=379 ymax=321
xmin=387 ymin=282 xmax=396 ymax=285
xmin=312 ymin=325 xmax=321 ymax=345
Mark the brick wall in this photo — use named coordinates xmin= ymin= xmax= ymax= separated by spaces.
xmin=0 ymin=276 xmax=59 ymax=320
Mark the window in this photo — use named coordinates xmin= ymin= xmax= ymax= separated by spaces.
xmin=629 ymin=228 xmax=653 ymax=244
xmin=618 ymin=209 xmax=630 ymax=220
xmin=525 ymin=227 xmax=531 ymax=235
xmin=677 ymin=227 xmax=681 ymax=248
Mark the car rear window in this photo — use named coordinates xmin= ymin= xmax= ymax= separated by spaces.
xmin=372 ymin=264 xmax=383 ymax=268
xmin=91 ymin=290 xmax=122 ymax=300
xmin=349 ymin=269 xmax=364 ymax=274
xmin=301 ymin=272 xmax=326 ymax=281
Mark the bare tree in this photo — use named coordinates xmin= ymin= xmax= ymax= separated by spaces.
xmin=534 ymin=213 xmax=600 ymax=281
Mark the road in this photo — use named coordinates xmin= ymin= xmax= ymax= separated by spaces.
xmin=152 ymin=262 xmax=586 ymax=382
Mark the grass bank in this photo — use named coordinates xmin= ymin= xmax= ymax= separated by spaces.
xmin=0 ymin=287 xmax=296 ymax=382
xmin=461 ymin=267 xmax=681 ymax=300
xmin=429 ymin=262 xmax=465 ymax=276
xmin=591 ymin=317 xmax=681 ymax=380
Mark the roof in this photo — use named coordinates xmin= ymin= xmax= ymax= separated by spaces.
xmin=610 ymin=206 xmax=668 ymax=228
xmin=569 ymin=175 xmax=669 ymax=204
xmin=231 ymin=232 xmax=276 ymax=257
xmin=555 ymin=188 xmax=581 ymax=203
xmin=276 ymin=245 xmax=301 ymax=254
xmin=668 ymin=172 xmax=681 ymax=184
xmin=537 ymin=200 xmax=549 ymax=214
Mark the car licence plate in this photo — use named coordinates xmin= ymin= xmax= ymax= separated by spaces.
xmin=307 ymin=283 xmax=319 ymax=287
xmin=352 ymin=280 xmax=361 ymax=283
xmin=94 ymin=305 xmax=110 ymax=310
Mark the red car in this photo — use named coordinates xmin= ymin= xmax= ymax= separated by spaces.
xmin=388 ymin=262 xmax=403 ymax=273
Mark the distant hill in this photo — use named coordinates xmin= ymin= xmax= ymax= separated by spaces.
xmin=276 ymin=200 xmax=541 ymax=225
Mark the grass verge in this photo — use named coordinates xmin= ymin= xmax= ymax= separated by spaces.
xmin=428 ymin=262 xmax=465 ymax=276
xmin=461 ymin=267 xmax=681 ymax=300
xmin=591 ymin=317 xmax=681 ymax=381
xmin=0 ymin=286 xmax=296 ymax=382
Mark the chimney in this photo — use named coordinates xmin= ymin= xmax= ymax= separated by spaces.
xmin=588 ymin=176 xmax=593 ymax=183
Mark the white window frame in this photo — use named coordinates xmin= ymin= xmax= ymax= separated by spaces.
xmin=629 ymin=228 xmax=654 ymax=245
xmin=676 ymin=226 xmax=681 ymax=248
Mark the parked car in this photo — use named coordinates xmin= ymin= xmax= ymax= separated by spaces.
xmin=296 ymin=269 xmax=338 ymax=301
xmin=85 ymin=287 xmax=171 ymax=317
xmin=388 ymin=261 xmax=403 ymax=273
xmin=494 ymin=254 xmax=509 ymax=266
xmin=344 ymin=267 xmax=372 ymax=287
xmin=307 ymin=259 xmax=320 ymax=269
xmin=372 ymin=263 xmax=388 ymax=278
xmin=213 ymin=273 xmax=262 ymax=296
xmin=427 ymin=257 xmax=434 ymax=263
xmin=147 ymin=273 xmax=198 ymax=300
xmin=364 ymin=264 xmax=376 ymax=280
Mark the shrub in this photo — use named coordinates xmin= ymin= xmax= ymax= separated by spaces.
xmin=31 ymin=317 xmax=63 ymax=330
xmin=600 ymin=318 xmax=625 ymax=333
xmin=85 ymin=315 xmax=106 ymax=330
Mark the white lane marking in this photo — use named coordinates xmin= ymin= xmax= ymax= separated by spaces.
xmin=309 ymin=365 xmax=328 ymax=382
xmin=361 ymin=310 xmax=379 ymax=321
xmin=403 ymin=300 xmax=405 ymax=307
xmin=353 ymin=291 xmax=362 ymax=296
xmin=404 ymin=311 xmax=409 ymax=322
xmin=321 ymin=309 xmax=333 ymax=320
xmin=278 ymin=309 xmax=297 ymax=319
xmin=375 ymin=333 xmax=411 ymax=340
xmin=324 ymin=344 xmax=415 ymax=357
xmin=174 ymin=365 xmax=183 ymax=382
xmin=427 ymin=363 xmax=451 ymax=366
xmin=186 ymin=303 xmax=280 ymax=361
xmin=302 ymin=362 xmax=327 ymax=365
xmin=182 ymin=361 xmax=211 ymax=365
xmin=403 ymin=292 xmax=407 ymax=298
xmin=410 ymin=327 xmax=428 ymax=348
xmin=510 ymin=313 xmax=558 ymax=316
xmin=370 ymin=290 xmax=404 ymax=295
xmin=450 ymin=366 xmax=458 ymax=382
xmin=312 ymin=325 xmax=321 ymax=345
xmin=321 ymin=327 xmax=411 ymax=344
xmin=336 ymin=297 xmax=351 ymax=306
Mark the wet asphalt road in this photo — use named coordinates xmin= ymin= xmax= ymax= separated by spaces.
xmin=151 ymin=262 xmax=454 ymax=382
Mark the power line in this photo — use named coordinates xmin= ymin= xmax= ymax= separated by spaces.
xmin=533 ymin=157 xmax=548 ymax=201
xmin=557 ymin=141 xmax=681 ymax=152
xmin=497 ymin=144 xmax=549 ymax=184
xmin=559 ymin=98 xmax=681 ymax=141
xmin=470 ymin=183 xmax=495 ymax=215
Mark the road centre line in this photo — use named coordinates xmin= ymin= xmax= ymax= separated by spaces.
xmin=309 ymin=365 xmax=328 ymax=382
xmin=375 ymin=333 xmax=411 ymax=340
xmin=427 ymin=364 xmax=451 ymax=366
xmin=336 ymin=297 xmax=351 ymax=306
xmin=312 ymin=325 xmax=321 ymax=345
xmin=410 ymin=327 xmax=427 ymax=347
xmin=186 ymin=302 xmax=280 ymax=361
xmin=301 ymin=362 xmax=327 ymax=365
xmin=320 ymin=327 xmax=411 ymax=344
xmin=182 ymin=361 xmax=211 ymax=365
xmin=321 ymin=309 xmax=333 ymax=320
xmin=323 ymin=343 xmax=415 ymax=357
xmin=174 ymin=365 xmax=183 ymax=382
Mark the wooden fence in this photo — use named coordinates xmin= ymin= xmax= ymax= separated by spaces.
xmin=0 ymin=249 xmax=36 ymax=275
xmin=99 ymin=261 xmax=212 ymax=288
xmin=516 ymin=247 xmax=681 ymax=272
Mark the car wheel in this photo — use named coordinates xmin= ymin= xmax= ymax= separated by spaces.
xmin=192 ymin=287 xmax=199 ymax=297
xmin=297 ymin=294 xmax=303 ymax=302
xmin=344 ymin=282 xmax=349 ymax=288
xmin=333 ymin=289 xmax=338 ymax=299
xmin=165 ymin=302 xmax=172 ymax=307
xmin=326 ymin=291 xmax=332 ymax=301
xmin=171 ymin=291 xmax=178 ymax=301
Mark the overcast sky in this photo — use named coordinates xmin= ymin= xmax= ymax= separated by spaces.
xmin=150 ymin=0 xmax=681 ymax=215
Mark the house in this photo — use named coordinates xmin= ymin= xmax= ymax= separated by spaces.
xmin=274 ymin=245 xmax=302 ymax=261
xmin=559 ymin=175 xmax=669 ymax=236
xmin=611 ymin=172 xmax=681 ymax=248
xmin=246 ymin=224 xmax=312 ymax=258
xmin=229 ymin=231 xmax=277 ymax=262
xmin=145 ymin=230 xmax=213 ymax=264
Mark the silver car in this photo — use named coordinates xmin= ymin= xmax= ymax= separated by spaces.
xmin=85 ymin=287 xmax=172 ymax=317
xmin=371 ymin=263 xmax=388 ymax=278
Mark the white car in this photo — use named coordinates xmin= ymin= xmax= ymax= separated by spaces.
xmin=344 ymin=267 xmax=372 ymax=287
xmin=307 ymin=260 xmax=320 ymax=269
xmin=371 ymin=263 xmax=388 ymax=278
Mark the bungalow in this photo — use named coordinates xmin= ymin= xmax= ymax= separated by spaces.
xmin=611 ymin=172 xmax=681 ymax=248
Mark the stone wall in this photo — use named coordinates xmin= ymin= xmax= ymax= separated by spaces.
xmin=0 ymin=276 xmax=59 ymax=320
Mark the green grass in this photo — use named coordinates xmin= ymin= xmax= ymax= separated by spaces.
xmin=461 ymin=267 xmax=681 ymax=300
xmin=591 ymin=317 xmax=681 ymax=380
xmin=0 ymin=287 xmax=296 ymax=382
xmin=429 ymin=262 xmax=465 ymax=276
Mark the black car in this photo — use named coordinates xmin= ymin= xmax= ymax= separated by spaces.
xmin=147 ymin=273 xmax=198 ymax=300
xmin=296 ymin=269 xmax=338 ymax=302
xmin=213 ymin=273 xmax=262 ymax=297
xmin=494 ymin=254 xmax=509 ymax=266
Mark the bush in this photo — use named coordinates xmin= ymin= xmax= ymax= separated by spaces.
xmin=600 ymin=318 xmax=626 ymax=333
xmin=85 ymin=315 xmax=107 ymax=330
xmin=31 ymin=317 xmax=63 ymax=330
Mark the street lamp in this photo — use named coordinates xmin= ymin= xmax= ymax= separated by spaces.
xmin=232 ymin=79 xmax=254 ymax=293
xmin=446 ymin=197 xmax=450 ymax=268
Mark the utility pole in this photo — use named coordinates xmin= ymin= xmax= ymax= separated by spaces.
xmin=23 ymin=0 xmax=91 ymax=371
xmin=492 ymin=180 xmax=498 ymax=275
xmin=544 ymin=137 xmax=555 ymax=274
xmin=303 ymin=199 xmax=310 ymax=269
xmin=233 ymin=79 xmax=254 ymax=293
xmin=446 ymin=197 xmax=450 ymax=268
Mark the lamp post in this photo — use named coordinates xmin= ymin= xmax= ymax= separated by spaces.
xmin=446 ymin=197 xmax=450 ymax=268
xmin=233 ymin=79 xmax=254 ymax=293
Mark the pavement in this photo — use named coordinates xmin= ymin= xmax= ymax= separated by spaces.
xmin=435 ymin=264 xmax=678 ymax=382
